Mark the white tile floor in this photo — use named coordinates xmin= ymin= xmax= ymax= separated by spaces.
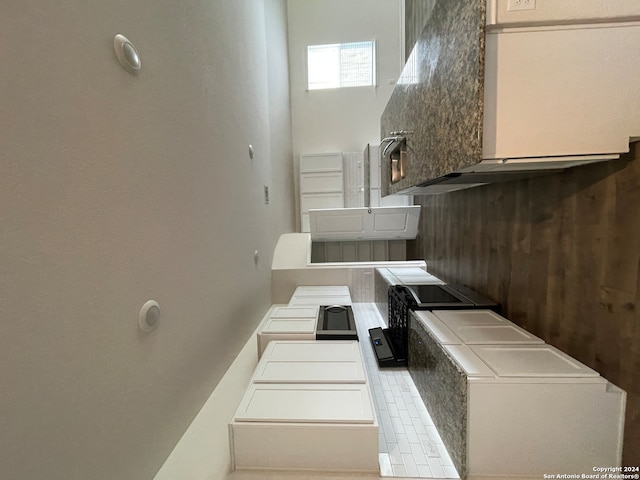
xmin=352 ymin=303 xmax=460 ymax=479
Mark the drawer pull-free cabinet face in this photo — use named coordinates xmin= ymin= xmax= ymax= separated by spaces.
xmin=270 ymin=306 xmax=319 ymax=318
xmin=300 ymin=192 xmax=344 ymax=212
xmin=254 ymin=340 xmax=366 ymax=384
xmin=256 ymin=306 xmax=320 ymax=357
xmin=262 ymin=305 xmax=319 ymax=333
xmin=300 ymin=193 xmax=344 ymax=233
xmin=300 ymin=153 xmax=343 ymax=173
xmin=453 ymin=326 xmax=543 ymax=345
xmin=262 ymin=305 xmax=318 ymax=333
xmin=386 ymin=266 xmax=444 ymax=285
xmin=288 ymin=285 xmax=353 ymax=307
xmin=289 ymin=294 xmax=352 ymax=306
xmin=233 ymin=383 xmax=375 ymax=424
xmin=300 ymin=172 xmax=344 ymax=192
xmin=230 ymin=382 xmax=379 ymax=472
xmin=433 ymin=309 xmax=510 ymax=326
xmin=264 ymin=339 xmax=360 ymax=361
xmin=253 ymin=360 xmax=366 ymax=384
xmin=432 ymin=309 xmax=544 ymax=345
xmin=469 ymin=344 xmax=600 ymax=378
xmin=291 ymin=286 xmax=350 ymax=296
xmin=253 ymin=340 xmax=367 ymax=384
xmin=262 ymin=318 xmax=316 ymax=333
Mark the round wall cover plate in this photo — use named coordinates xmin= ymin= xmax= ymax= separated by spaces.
xmin=114 ymin=33 xmax=141 ymax=74
xmin=138 ymin=300 xmax=160 ymax=332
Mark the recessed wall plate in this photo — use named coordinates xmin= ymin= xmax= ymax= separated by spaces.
xmin=114 ymin=34 xmax=141 ymax=74
xmin=138 ymin=300 xmax=160 ymax=332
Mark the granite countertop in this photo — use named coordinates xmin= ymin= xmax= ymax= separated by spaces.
xmin=381 ymin=0 xmax=486 ymax=195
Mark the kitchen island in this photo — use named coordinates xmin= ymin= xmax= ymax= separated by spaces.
xmin=408 ymin=309 xmax=626 ymax=478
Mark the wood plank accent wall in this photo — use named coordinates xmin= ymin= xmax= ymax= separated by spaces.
xmin=413 ymin=143 xmax=640 ymax=464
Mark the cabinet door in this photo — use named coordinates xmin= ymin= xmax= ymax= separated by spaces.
xmin=432 ymin=310 xmax=544 ymax=345
xmin=233 ymin=383 xmax=375 ymax=424
xmin=253 ymin=340 xmax=366 ymax=384
xmin=300 ymin=193 xmax=345 ymax=232
xmin=469 ymin=345 xmax=600 ymax=378
xmin=270 ymin=305 xmax=319 ymax=318
xmin=483 ymin=24 xmax=640 ymax=159
xmin=300 ymin=172 xmax=344 ymax=193
xmin=300 ymin=153 xmax=343 ymax=173
xmin=308 ymin=205 xmax=421 ymax=241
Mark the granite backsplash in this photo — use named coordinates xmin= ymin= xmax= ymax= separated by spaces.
xmin=381 ymin=0 xmax=486 ymax=195
xmin=408 ymin=310 xmax=468 ymax=478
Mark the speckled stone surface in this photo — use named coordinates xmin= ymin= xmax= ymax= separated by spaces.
xmin=381 ymin=0 xmax=486 ymax=195
xmin=408 ymin=311 xmax=468 ymax=478
xmin=404 ymin=0 xmax=436 ymax=63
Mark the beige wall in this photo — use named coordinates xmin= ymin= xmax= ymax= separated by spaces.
xmin=286 ymin=0 xmax=404 ymax=230
xmin=0 ymin=1 xmax=294 ymax=479
xmin=287 ymin=0 xmax=403 ymax=154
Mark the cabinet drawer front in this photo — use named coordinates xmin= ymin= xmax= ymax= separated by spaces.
xmin=262 ymin=317 xmax=317 ymax=333
xmin=300 ymin=193 xmax=344 ymax=212
xmin=270 ymin=306 xmax=319 ymax=319
xmin=300 ymin=153 xmax=342 ymax=172
xmin=300 ymin=172 xmax=344 ymax=193
xmin=233 ymin=383 xmax=375 ymax=423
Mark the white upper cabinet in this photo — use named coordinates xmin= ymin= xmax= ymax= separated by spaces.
xmin=482 ymin=21 xmax=640 ymax=162
xmin=482 ymin=1 xmax=640 ymax=162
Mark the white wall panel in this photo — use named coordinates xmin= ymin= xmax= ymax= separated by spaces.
xmin=0 ymin=1 xmax=294 ymax=479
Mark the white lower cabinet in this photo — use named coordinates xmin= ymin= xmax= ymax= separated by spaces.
xmin=483 ymin=23 xmax=640 ymax=161
xmin=466 ymin=376 xmax=625 ymax=476
xmin=256 ymin=305 xmax=319 ymax=357
xmin=233 ymin=383 xmax=375 ymax=423
xmin=432 ymin=309 xmax=545 ymax=345
xmin=253 ymin=340 xmax=367 ymax=384
xmin=456 ymin=343 xmax=626 ymax=476
xmin=229 ymin=335 xmax=378 ymax=473
xmin=230 ymin=418 xmax=378 ymax=472
xmin=288 ymin=285 xmax=352 ymax=306
xmin=410 ymin=310 xmax=626 ymax=478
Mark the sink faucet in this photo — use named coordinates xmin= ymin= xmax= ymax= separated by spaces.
xmin=381 ymin=136 xmax=402 ymax=158
xmin=381 ymin=131 xmax=413 ymax=158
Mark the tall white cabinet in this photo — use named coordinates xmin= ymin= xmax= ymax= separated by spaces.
xmin=299 ymin=153 xmax=344 ymax=232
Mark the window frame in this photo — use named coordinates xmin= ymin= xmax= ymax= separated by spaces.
xmin=305 ymin=40 xmax=378 ymax=91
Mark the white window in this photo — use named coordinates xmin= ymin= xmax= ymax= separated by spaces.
xmin=307 ymin=41 xmax=376 ymax=90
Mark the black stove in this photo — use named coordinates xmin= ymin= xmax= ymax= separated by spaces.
xmin=369 ymin=284 xmax=500 ymax=368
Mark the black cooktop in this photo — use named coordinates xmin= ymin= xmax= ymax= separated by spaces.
xmin=403 ymin=283 xmax=500 ymax=311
